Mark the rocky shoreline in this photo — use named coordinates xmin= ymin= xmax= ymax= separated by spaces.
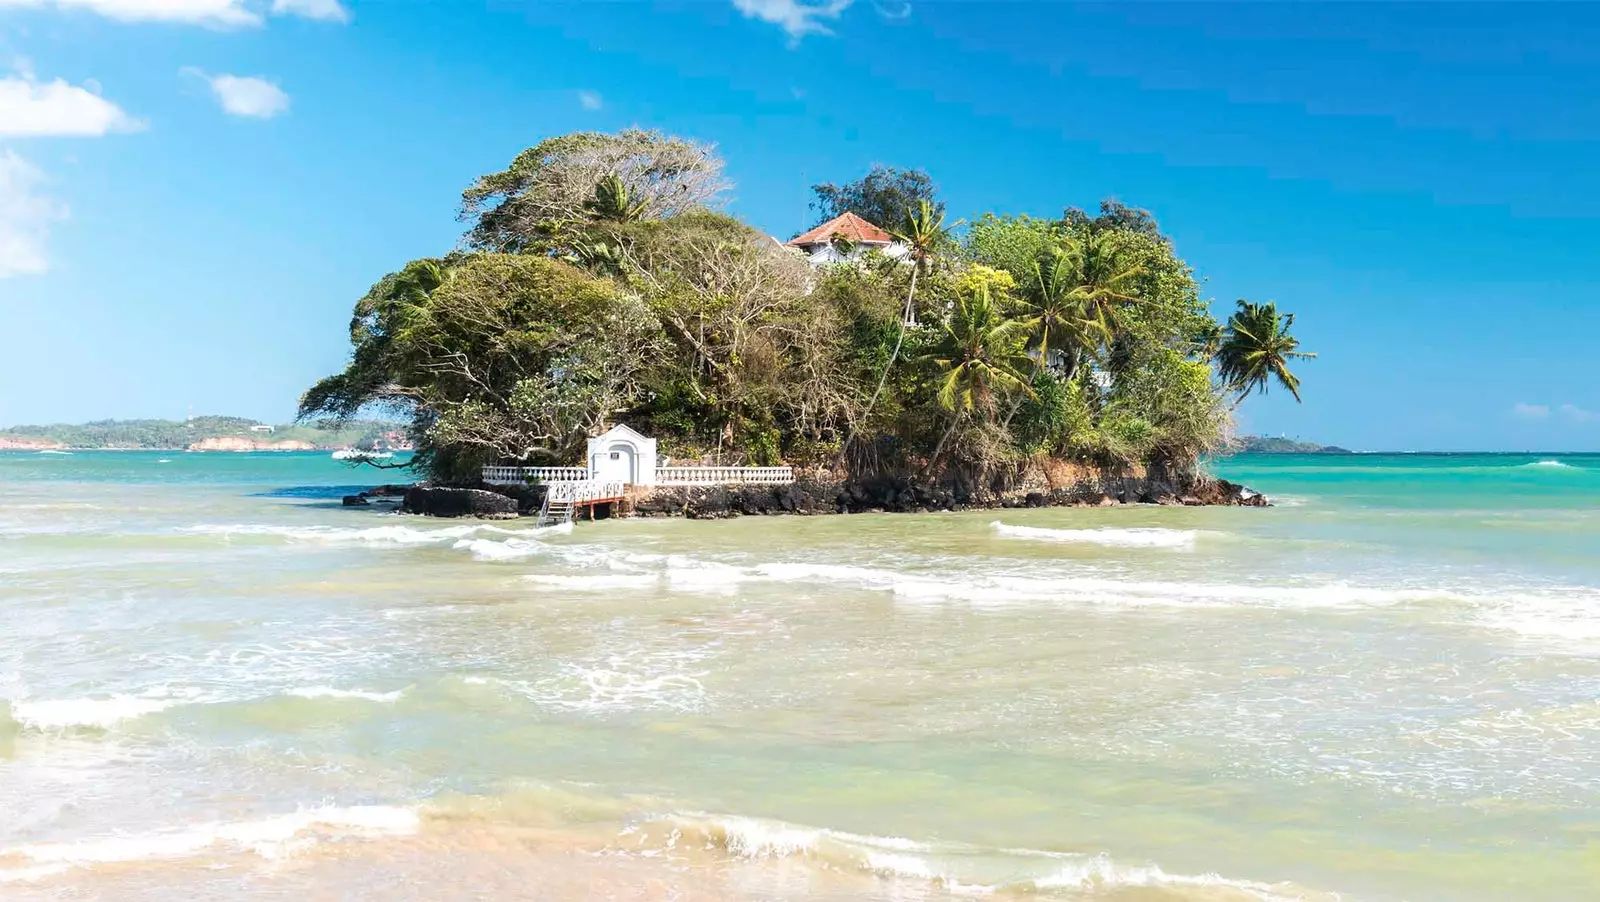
xmin=372 ymin=467 xmax=1266 ymax=520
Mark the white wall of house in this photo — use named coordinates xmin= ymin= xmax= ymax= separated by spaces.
xmin=586 ymin=424 xmax=658 ymax=486
xmin=794 ymin=241 xmax=911 ymax=266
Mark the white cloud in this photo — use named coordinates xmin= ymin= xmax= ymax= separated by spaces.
xmin=1560 ymin=403 xmax=1598 ymax=423
xmin=731 ymin=0 xmax=852 ymax=41
xmin=1511 ymin=402 xmax=1550 ymax=420
xmin=0 ymin=150 xmax=67 ymax=277
xmin=872 ymin=0 xmax=911 ymax=20
xmin=269 ymin=0 xmax=347 ymax=22
xmin=0 ymin=0 xmax=262 ymax=28
xmin=0 ymin=74 xmax=142 ymax=137
xmin=577 ymin=89 xmax=602 ymax=111
xmin=185 ymin=69 xmax=289 ymax=118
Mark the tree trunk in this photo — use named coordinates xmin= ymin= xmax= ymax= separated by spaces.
xmin=845 ymin=264 xmax=922 ymax=457
xmin=927 ymin=411 xmax=963 ymax=474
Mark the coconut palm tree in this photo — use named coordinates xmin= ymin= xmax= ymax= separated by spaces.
xmin=890 ymin=198 xmax=949 ymax=327
xmin=850 ymin=199 xmax=953 ymax=452
xmin=921 ymin=284 xmax=1035 ymax=467
xmin=1062 ymin=225 xmax=1146 ymax=330
xmin=583 ymin=173 xmax=648 ymax=222
xmin=1017 ymin=248 xmax=1113 ymax=382
xmin=1217 ymin=300 xmax=1314 ymax=405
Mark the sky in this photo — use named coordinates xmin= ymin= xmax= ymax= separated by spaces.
xmin=1 ymin=1 xmax=1598 ymax=451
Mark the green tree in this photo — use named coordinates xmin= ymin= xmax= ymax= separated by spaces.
xmin=582 ymin=173 xmax=648 ymax=222
xmin=460 ymin=129 xmax=727 ymax=253
xmin=809 ymin=165 xmax=943 ymax=230
xmin=920 ymin=284 xmax=1034 ymax=466
xmin=1057 ymin=223 xmax=1146 ymax=337
xmin=1217 ymin=300 xmax=1314 ymax=405
xmin=849 ymin=198 xmax=953 ymax=453
xmin=1015 ymin=249 xmax=1111 ymax=383
xmin=299 ymin=254 xmax=667 ymax=474
xmin=964 ymin=213 xmax=1063 ymax=283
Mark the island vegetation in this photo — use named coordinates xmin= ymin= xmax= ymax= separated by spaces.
xmin=0 ymin=416 xmax=402 ymax=451
xmin=300 ymin=129 xmax=1311 ymax=498
xmin=1231 ymin=435 xmax=1351 ymax=454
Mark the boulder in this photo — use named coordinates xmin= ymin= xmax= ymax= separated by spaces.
xmin=402 ymin=486 xmax=518 ymax=518
xmin=341 ymin=494 xmax=370 ymax=507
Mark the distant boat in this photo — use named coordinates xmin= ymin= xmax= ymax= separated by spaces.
xmin=332 ymin=449 xmax=394 ymax=461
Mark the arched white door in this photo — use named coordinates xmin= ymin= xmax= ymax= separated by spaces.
xmin=592 ymin=443 xmax=636 ymax=484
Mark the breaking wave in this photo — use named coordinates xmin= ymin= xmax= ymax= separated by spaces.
xmin=181 ymin=521 xmax=570 ymax=548
xmin=626 ymin=813 xmax=1335 ymax=901
xmin=0 ymin=805 xmax=419 ymax=883
xmin=284 ymin=687 xmax=406 ymax=703
xmin=7 ymin=689 xmax=207 ymax=731
xmin=992 ymin=521 xmax=1199 ymax=548
xmin=8 ymin=684 xmax=411 ymax=732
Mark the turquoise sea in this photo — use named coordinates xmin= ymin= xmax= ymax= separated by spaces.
xmin=2 ymin=450 xmax=1598 ymax=900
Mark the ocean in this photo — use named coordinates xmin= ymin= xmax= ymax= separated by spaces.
xmin=2 ymin=450 xmax=1597 ymax=900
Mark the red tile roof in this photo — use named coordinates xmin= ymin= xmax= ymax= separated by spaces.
xmin=786 ymin=212 xmax=895 ymax=247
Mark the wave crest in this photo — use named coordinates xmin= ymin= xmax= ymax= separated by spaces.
xmin=992 ymin=521 xmax=1198 ymax=548
xmin=0 ymin=805 xmax=419 ymax=883
xmin=627 ymin=813 xmax=1333 ymax=900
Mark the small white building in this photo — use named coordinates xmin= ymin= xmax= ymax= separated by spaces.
xmin=785 ymin=212 xmax=910 ymax=265
xmin=586 ymin=424 xmax=657 ymax=487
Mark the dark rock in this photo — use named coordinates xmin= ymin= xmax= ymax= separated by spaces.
xmin=402 ymin=486 xmax=518 ymax=518
xmin=341 ymin=494 xmax=370 ymax=506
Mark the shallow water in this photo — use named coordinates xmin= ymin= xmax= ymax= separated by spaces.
xmin=2 ymin=450 xmax=1599 ymax=899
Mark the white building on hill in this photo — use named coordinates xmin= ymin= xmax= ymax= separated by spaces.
xmin=785 ymin=212 xmax=910 ymax=265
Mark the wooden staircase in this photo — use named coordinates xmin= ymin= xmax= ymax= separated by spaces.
xmin=536 ymin=492 xmax=575 ymax=528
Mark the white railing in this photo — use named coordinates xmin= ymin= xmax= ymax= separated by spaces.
xmin=654 ymin=466 xmax=795 ymax=486
xmin=482 ymin=466 xmax=590 ymax=485
xmin=483 ymin=465 xmax=795 ymax=487
xmin=548 ymin=479 xmax=625 ymax=503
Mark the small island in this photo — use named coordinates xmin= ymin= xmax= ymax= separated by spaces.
xmin=1231 ymin=435 xmax=1352 ymax=454
xmin=302 ymin=130 xmax=1313 ymax=518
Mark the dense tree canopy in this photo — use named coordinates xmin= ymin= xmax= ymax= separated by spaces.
xmin=304 ymin=130 xmax=1310 ymax=483
xmin=808 ymin=165 xmax=944 ymax=233
xmin=459 ymin=129 xmax=727 ymax=254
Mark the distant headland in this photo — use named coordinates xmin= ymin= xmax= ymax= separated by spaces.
xmin=0 ymin=416 xmax=410 ymax=453
xmin=1231 ymin=435 xmax=1351 ymax=454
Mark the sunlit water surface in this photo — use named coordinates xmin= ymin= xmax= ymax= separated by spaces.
xmin=3 ymin=451 xmax=1599 ymax=900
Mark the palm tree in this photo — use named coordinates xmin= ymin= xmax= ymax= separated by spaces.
xmin=920 ymin=284 xmax=1035 ymax=467
xmin=849 ymin=200 xmax=952 ymax=452
xmin=891 ymin=198 xmax=949 ymax=327
xmin=1058 ymin=224 xmax=1146 ymax=337
xmin=1217 ymin=300 xmax=1314 ymax=405
xmin=1017 ymin=249 xmax=1112 ymax=382
xmin=583 ymin=173 xmax=647 ymax=222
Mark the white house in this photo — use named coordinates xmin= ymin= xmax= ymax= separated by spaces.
xmin=785 ymin=212 xmax=910 ymax=265
xmin=586 ymin=424 xmax=657 ymax=487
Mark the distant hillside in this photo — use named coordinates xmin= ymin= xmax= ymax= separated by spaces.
xmin=1232 ymin=435 xmax=1353 ymax=454
xmin=0 ymin=416 xmax=407 ymax=451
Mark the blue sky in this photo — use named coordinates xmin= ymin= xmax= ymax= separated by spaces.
xmin=2 ymin=1 xmax=1598 ymax=451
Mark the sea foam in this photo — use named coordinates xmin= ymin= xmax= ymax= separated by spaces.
xmin=8 ymin=691 xmax=200 ymax=731
xmin=0 ymin=805 xmax=420 ymax=883
xmin=992 ymin=521 xmax=1198 ymax=548
xmin=285 ymin=687 xmax=406 ymax=703
xmin=183 ymin=521 xmax=568 ymax=548
xmin=633 ymin=813 xmax=1333 ymax=901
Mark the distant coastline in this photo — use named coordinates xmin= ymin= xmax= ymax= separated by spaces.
xmin=0 ymin=416 xmax=410 ymax=453
xmin=1230 ymin=435 xmax=1352 ymax=454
